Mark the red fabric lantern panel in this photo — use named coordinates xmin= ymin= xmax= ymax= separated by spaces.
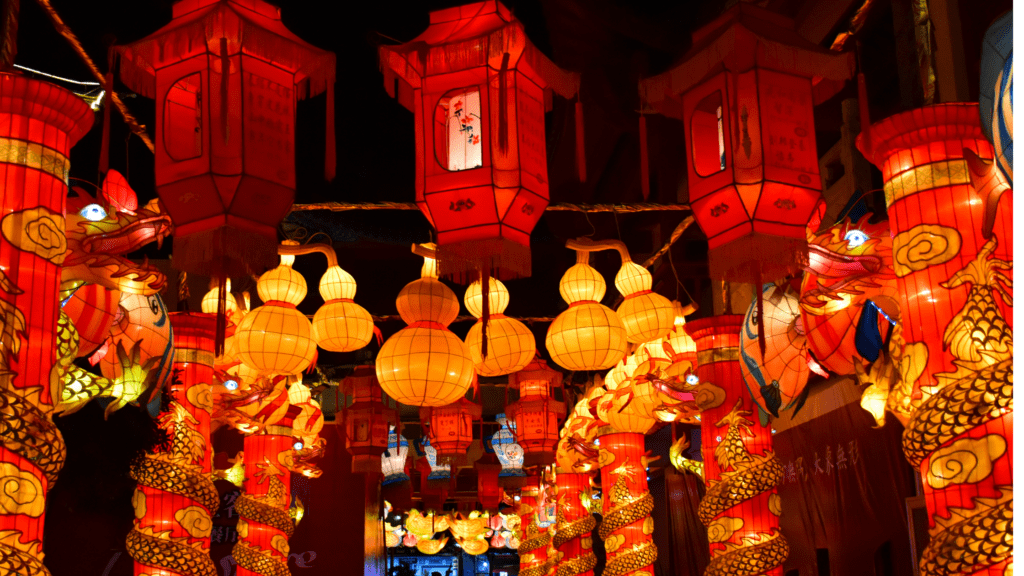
xmin=858 ymin=104 xmax=1013 ymax=576
xmin=642 ymin=4 xmax=854 ymax=282
xmin=0 ymin=72 xmax=92 ymax=573
xmin=597 ymin=432 xmax=656 ymax=576
xmin=506 ymin=358 xmax=566 ymax=466
xmin=420 ymin=397 xmax=482 ymax=463
xmin=116 ymin=0 xmax=335 ymax=278
xmin=379 ymin=1 xmax=580 ymax=280
xmin=129 ymin=313 xmax=218 ymax=576
xmin=342 ymin=365 xmax=398 ymax=474
xmin=686 ymin=316 xmax=786 ymax=576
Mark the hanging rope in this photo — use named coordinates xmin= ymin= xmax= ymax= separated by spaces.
xmin=290 ymin=201 xmax=691 ymax=214
xmin=33 ymin=0 xmax=155 ymax=152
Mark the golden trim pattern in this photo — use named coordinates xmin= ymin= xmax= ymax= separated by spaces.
xmin=697 ymin=347 xmax=740 ymax=366
xmin=0 ymin=137 xmax=71 ymax=183
xmin=883 ymin=160 xmax=969 ymax=206
xmin=173 ymin=349 xmax=215 ymax=367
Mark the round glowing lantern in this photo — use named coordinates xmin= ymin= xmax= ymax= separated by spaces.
xmin=420 ymin=397 xmax=482 ymax=463
xmin=464 ymin=277 xmax=536 ymax=376
xmin=312 ymin=264 xmax=374 ymax=352
xmin=505 ymin=359 xmax=566 ymax=466
xmin=641 ymin=3 xmax=854 ymax=283
xmin=615 ymin=260 xmax=675 ymax=344
xmin=342 ymin=366 xmax=398 ymax=474
xmin=546 ymin=252 xmax=628 ymax=371
xmin=376 ymin=244 xmax=475 ymax=407
xmin=740 ymin=282 xmax=810 ymax=417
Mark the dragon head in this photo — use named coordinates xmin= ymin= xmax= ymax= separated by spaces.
xmin=63 ymin=170 xmax=173 ymax=296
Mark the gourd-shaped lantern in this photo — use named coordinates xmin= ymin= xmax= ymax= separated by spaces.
xmin=382 ymin=426 xmax=410 ymax=485
xmin=615 ymin=259 xmax=675 ymax=344
xmin=343 ymin=366 xmax=398 ymax=474
xmin=377 ymin=244 xmax=475 ymax=406
xmin=378 ymin=1 xmax=580 ymax=280
xmin=464 ymin=277 xmax=536 ymax=376
xmin=312 ymin=263 xmax=374 ymax=352
xmin=505 ymin=359 xmax=566 ymax=465
xmin=420 ymin=397 xmax=482 ymax=463
xmin=546 ymin=251 xmax=628 ymax=370
xmin=235 ymin=245 xmax=316 ymax=375
xmin=662 ymin=300 xmax=697 ymax=378
xmin=116 ymin=0 xmax=336 ymax=278
xmin=641 ymin=3 xmax=854 ymax=282
xmin=491 ymin=414 xmax=526 ymax=481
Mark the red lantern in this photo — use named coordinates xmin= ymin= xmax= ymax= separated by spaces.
xmin=597 ymin=432 xmax=656 ymax=576
xmin=642 ymin=4 xmax=853 ymax=282
xmin=858 ymin=104 xmax=1013 ymax=576
xmin=342 ymin=366 xmax=398 ymax=474
xmin=686 ymin=316 xmax=786 ymax=576
xmin=0 ymin=72 xmax=92 ymax=572
xmin=475 ymin=454 xmax=503 ymax=511
xmin=505 ymin=358 xmax=566 ymax=466
xmin=417 ymin=456 xmax=455 ymax=513
xmin=553 ymin=471 xmax=596 ymax=576
xmin=129 ymin=313 xmax=219 ymax=576
xmin=420 ymin=397 xmax=482 ymax=463
xmin=379 ymin=1 xmax=580 ymax=280
xmin=116 ymin=0 xmax=336 ymax=278
xmin=234 ymin=433 xmax=294 ymax=576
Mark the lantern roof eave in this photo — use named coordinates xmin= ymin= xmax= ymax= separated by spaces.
xmin=116 ymin=0 xmax=335 ymax=100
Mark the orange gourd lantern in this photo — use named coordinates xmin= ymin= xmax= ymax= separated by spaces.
xmin=597 ymin=432 xmax=656 ymax=576
xmin=505 ymin=358 xmax=566 ymax=466
xmin=686 ymin=315 xmax=787 ymax=576
xmin=235 ymin=247 xmax=316 ymax=376
xmin=641 ymin=3 xmax=853 ymax=282
xmin=546 ymin=251 xmax=628 ymax=370
xmin=857 ymin=104 xmax=1013 ymax=576
xmin=662 ymin=300 xmax=697 ymax=378
xmin=420 ymin=397 xmax=482 ymax=463
xmin=342 ymin=366 xmax=398 ymax=474
xmin=128 ymin=313 xmax=219 ymax=576
xmin=379 ymin=1 xmax=579 ymax=280
xmin=116 ymin=0 xmax=336 ymax=278
xmin=311 ymin=264 xmax=374 ymax=353
xmin=615 ymin=259 xmax=675 ymax=344
xmin=0 ymin=71 xmax=92 ymax=572
xmin=464 ymin=276 xmax=536 ymax=376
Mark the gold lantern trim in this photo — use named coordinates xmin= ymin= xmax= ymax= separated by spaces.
xmin=376 ymin=244 xmax=475 ymax=407
xmin=464 ymin=277 xmax=536 ymax=377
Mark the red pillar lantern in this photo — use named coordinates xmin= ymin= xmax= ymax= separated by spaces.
xmin=641 ymin=3 xmax=853 ymax=282
xmin=685 ymin=315 xmax=787 ymax=576
xmin=857 ymin=104 xmax=1013 ymax=576
xmin=552 ymin=464 xmax=597 ymax=576
xmin=234 ymin=433 xmax=294 ymax=576
xmin=516 ymin=474 xmax=550 ymax=576
xmin=379 ymin=1 xmax=580 ymax=280
xmin=420 ymin=397 xmax=482 ymax=464
xmin=505 ymin=358 xmax=566 ymax=466
xmin=128 ymin=313 xmax=219 ymax=576
xmin=116 ymin=0 xmax=336 ymax=278
xmin=342 ymin=365 xmax=398 ymax=474
xmin=0 ymin=72 xmax=92 ymax=573
xmin=597 ymin=432 xmax=656 ymax=576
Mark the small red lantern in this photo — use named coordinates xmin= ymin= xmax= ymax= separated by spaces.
xmin=475 ymin=454 xmax=503 ymax=511
xmin=642 ymin=4 xmax=853 ymax=282
xmin=505 ymin=359 xmax=566 ymax=466
xmin=417 ymin=456 xmax=455 ymax=513
xmin=379 ymin=1 xmax=580 ymax=280
xmin=117 ymin=0 xmax=336 ymax=278
xmin=420 ymin=397 xmax=482 ymax=463
xmin=342 ymin=366 xmax=398 ymax=474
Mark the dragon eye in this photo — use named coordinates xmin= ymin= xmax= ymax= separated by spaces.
xmin=79 ymin=203 xmax=107 ymax=222
xmin=293 ymin=441 xmax=304 ymax=450
xmin=844 ymin=229 xmax=869 ymax=248
xmin=224 ymin=379 xmax=238 ymax=391
xmin=686 ymin=374 xmax=700 ymax=385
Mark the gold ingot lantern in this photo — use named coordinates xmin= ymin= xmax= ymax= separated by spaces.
xmin=464 ymin=277 xmax=536 ymax=376
xmin=546 ymin=247 xmax=628 ymax=371
xmin=235 ymin=246 xmax=316 ymax=375
xmin=312 ymin=263 xmax=374 ymax=353
xmin=376 ymin=244 xmax=475 ymax=407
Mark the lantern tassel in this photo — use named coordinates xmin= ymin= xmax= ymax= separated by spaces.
xmin=214 ymin=274 xmax=227 ymax=358
xmin=480 ymin=268 xmax=490 ymax=361
xmin=98 ymin=48 xmax=113 ymax=180
xmin=498 ymin=52 xmax=510 ymax=154
xmin=325 ymin=80 xmax=336 ymax=182
xmin=575 ymin=97 xmax=586 ymax=182
xmin=639 ymin=113 xmax=650 ymax=199
xmin=220 ymin=37 xmax=229 ymax=144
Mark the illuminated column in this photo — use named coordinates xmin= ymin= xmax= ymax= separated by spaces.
xmin=553 ymin=471 xmax=596 ymax=576
xmin=860 ymin=104 xmax=1012 ymax=576
xmin=234 ymin=433 xmax=294 ymax=576
xmin=0 ymin=72 xmax=92 ymax=575
xmin=517 ymin=475 xmax=550 ymax=576
xmin=597 ymin=432 xmax=655 ymax=576
xmin=686 ymin=315 xmax=786 ymax=576
xmin=129 ymin=313 xmax=218 ymax=576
